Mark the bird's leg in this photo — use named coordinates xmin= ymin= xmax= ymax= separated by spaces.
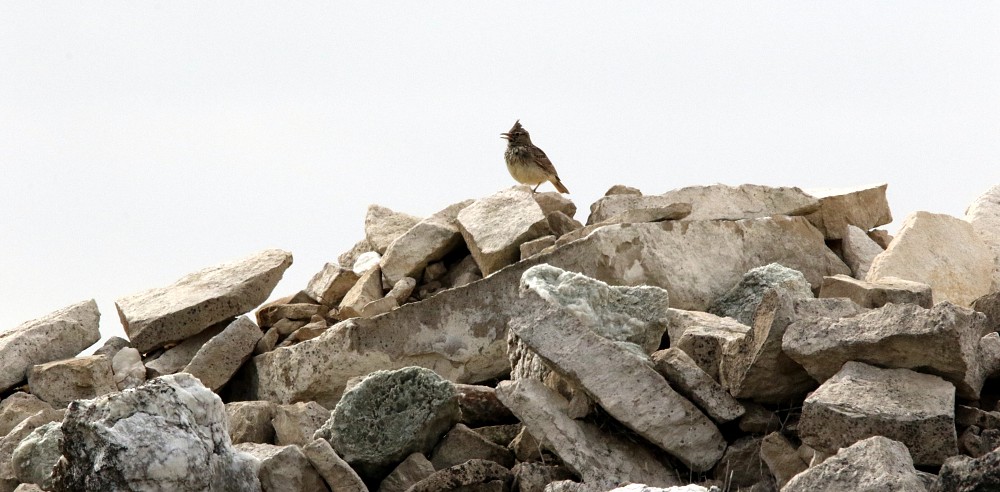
xmin=532 ymin=183 xmax=540 ymax=193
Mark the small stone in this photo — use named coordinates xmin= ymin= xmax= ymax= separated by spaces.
xmin=651 ymin=348 xmax=744 ymax=423
xmin=353 ymin=251 xmax=382 ymax=275
xmin=226 ymin=401 xmax=276 ymax=445
xmin=430 ymin=423 xmax=514 ymax=470
xmin=521 ymin=235 xmax=557 ymax=260
xmin=302 ymin=438 xmax=368 ymax=492
xmin=254 ymin=326 xmax=280 ymax=355
xmin=666 ymin=309 xmax=749 ymax=382
xmin=28 ymin=355 xmax=117 ymax=408
xmin=92 ymin=336 xmax=131 ymax=358
xmin=454 ymin=384 xmax=516 ymax=427
xmin=818 ymin=274 xmax=932 ymax=308
xmin=604 ymin=184 xmax=642 ymax=196
xmin=272 ymin=401 xmax=331 ymax=447
xmin=959 ymin=426 xmax=1000 ymax=458
xmin=339 ymin=267 xmax=386 ymax=318
xmin=387 ymin=277 xmax=417 ymax=303
xmin=512 ymin=462 xmax=575 ymax=492
xmin=365 ymin=204 xmax=422 ymax=255
xmin=111 ymin=347 xmax=145 ymax=390
xmin=377 ymin=452 xmax=435 ymax=492
xmin=759 ymin=432 xmax=807 ymax=489
xmin=711 ymin=436 xmax=769 ymax=490
xmin=181 ymin=316 xmax=262 ymax=391
xmin=783 ymin=436 xmax=927 ymax=492
xmin=338 ymin=238 xmax=374 ymax=272
xmin=235 ymin=442 xmax=326 ymax=492
xmin=304 ymin=263 xmax=360 ymax=306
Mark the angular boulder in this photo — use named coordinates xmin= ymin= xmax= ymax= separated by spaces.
xmin=234 ymin=443 xmax=327 ymax=492
xmin=226 ymin=401 xmax=276 ymax=445
xmin=111 ymin=347 xmax=145 ymax=390
xmin=965 ymin=184 xmax=1000 ymax=292
xmin=378 ymin=452 xmax=435 ymax=492
xmin=783 ymin=436 xmax=927 ymax=492
xmin=27 ymin=355 xmax=117 ymax=408
xmin=144 ymin=322 xmax=227 ymax=378
xmin=338 ymin=266 xmax=384 ymax=318
xmin=867 ymin=212 xmax=992 ymax=306
xmin=272 ymin=401 xmax=330 ymax=447
xmin=380 ymin=200 xmax=472 ymax=285
xmin=708 ymin=263 xmax=813 ymax=326
xmin=586 ymin=193 xmax=692 ymax=225
xmin=797 ymin=362 xmax=956 ymax=466
xmin=933 ymin=450 xmax=1000 ymax=492
xmin=314 ymin=366 xmax=459 ymax=480
xmin=783 ymin=302 xmax=993 ymax=399
xmin=842 ymin=224 xmax=884 ymax=279
xmin=303 ymin=263 xmax=359 ymax=306
xmin=406 ymin=459 xmax=510 ymax=492
xmin=650 ymin=348 xmax=744 ymax=424
xmin=0 ymin=300 xmax=100 ymax=393
xmin=11 ymin=421 xmax=62 ymax=491
xmin=804 ymin=184 xmax=892 ymax=239
xmin=301 ymin=438 xmax=367 ymax=492
xmin=0 ymin=393 xmax=53 ymax=437
xmin=116 ymin=249 xmax=292 ymax=353
xmin=666 ymin=309 xmax=749 ymax=381
xmin=365 ymin=204 xmax=422 ymax=255
xmin=430 ymin=423 xmax=514 ymax=470
xmin=0 ymin=408 xmax=63 ymax=484
xmin=457 ymin=186 xmax=552 ymax=277
xmin=818 ymin=274 xmax=932 ymax=309
xmin=181 ymin=316 xmax=262 ymax=391
xmin=51 ymin=373 xmax=260 ymax=491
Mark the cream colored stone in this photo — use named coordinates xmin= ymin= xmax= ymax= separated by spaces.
xmin=658 ymin=183 xmax=819 ymax=221
xmin=804 ymin=183 xmax=892 ymax=239
xmin=365 ymin=204 xmax=422 ymax=255
xmin=842 ymin=224 xmax=884 ymax=279
xmin=818 ymin=274 xmax=932 ymax=309
xmin=457 ymin=186 xmax=552 ymax=276
xmin=28 ymin=355 xmax=117 ymax=408
xmin=304 ymin=263 xmax=359 ymax=306
xmin=380 ymin=200 xmax=472 ymax=285
xmin=338 ymin=267 xmax=385 ymax=318
xmin=966 ymin=184 xmax=1000 ymax=292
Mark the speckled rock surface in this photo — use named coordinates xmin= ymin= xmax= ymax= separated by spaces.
xmin=11 ymin=421 xmax=62 ymax=490
xmin=783 ymin=436 xmax=927 ymax=492
xmin=708 ymin=263 xmax=813 ymax=326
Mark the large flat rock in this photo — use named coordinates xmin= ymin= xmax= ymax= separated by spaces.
xmin=658 ymin=183 xmax=819 ymax=221
xmin=0 ymin=300 xmax=101 ymax=393
xmin=116 ymin=249 xmax=292 ymax=353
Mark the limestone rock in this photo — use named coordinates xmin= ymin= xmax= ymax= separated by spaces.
xmin=0 ymin=300 xmax=101 ymax=393
xmin=377 ymin=453 xmax=434 ymax=492
xmin=272 ymin=401 xmax=331 ymax=446
xmin=842 ymin=225 xmax=884 ymax=279
xmin=359 ymin=296 xmax=399 ymax=319
xmin=380 ymin=200 xmax=472 ymax=285
xmin=797 ymin=362 xmax=957 ymax=466
xmin=965 ymin=184 xmax=1000 ymax=292
xmin=457 ymin=186 xmax=552 ymax=276
xmin=111 ymin=347 xmax=145 ymax=390
xmin=386 ymin=277 xmax=416 ymax=303
xmin=301 ymin=438 xmax=367 ymax=492
xmin=959 ymin=425 xmax=1000 ymax=458
xmin=719 ymin=289 xmax=817 ymax=404
xmin=972 ymin=292 xmax=1000 ymax=333
xmin=783 ymin=301 xmax=993 ymax=399
xmin=708 ymin=263 xmax=813 ymax=326
xmin=314 ymin=366 xmax=459 ymax=480
xmin=338 ymin=266 xmax=385 ymax=319
xmin=256 ymin=302 xmax=324 ymax=327
xmin=666 ymin=309 xmax=749 ymax=382
xmin=933 ymin=450 xmax=1000 ymax=491
xmin=0 ymin=393 xmax=53 ymax=438
xmin=605 ymin=184 xmax=642 ymax=196
xmin=511 ymin=462 xmax=575 ymax=492
xmin=51 ymin=373 xmax=260 ymax=491
xmin=338 ymin=238 xmax=374 ymax=272
xmin=759 ymin=432 xmax=807 ymax=489
xmin=11 ymin=421 xmax=62 ymax=490
xmin=521 ymin=235 xmax=557 ymax=260
xmin=867 ymin=211 xmax=992 ymax=306
xmin=658 ymin=183 xmax=820 ymax=221
xmin=304 ymin=263 xmax=360 ymax=306
xmin=353 ymin=251 xmax=382 ymax=275
xmin=226 ymin=401 xmax=276 ymax=445
xmin=92 ymin=336 xmax=131 ymax=358
xmin=144 ymin=321 xmax=227 ymax=378
xmin=235 ymin=443 xmax=327 ymax=492
xmin=406 ymin=459 xmax=510 ymax=492
xmin=586 ymin=194 xmax=686 ymax=225
xmin=804 ymin=184 xmax=892 ymax=239
xmin=116 ymin=249 xmax=291 ymax=353
xmin=783 ymin=436 xmax=927 ymax=492
xmin=509 ymin=286 xmax=725 ymax=471
xmin=496 ymin=379 xmax=679 ymax=490
xmin=430 ymin=423 xmax=514 ymax=470
xmin=27 ymin=355 xmax=117 ymax=408
xmin=650 ymin=348 xmax=744 ymax=424
xmin=0 ymin=408 xmax=63 ymax=483
xmin=710 ymin=436 xmax=769 ymax=490
xmin=365 ymin=204 xmax=422 ymax=255
xmin=534 ymin=191 xmax=577 ymax=218
xmin=454 ymin=384 xmax=516 ymax=427
xmin=793 ymin=296 xmax=867 ymax=319
xmin=956 ymin=405 xmax=1000 ymax=430
xmin=546 ymin=211 xmax=584 ymax=238
xmin=818 ymin=274 xmax=932 ymax=309
xmin=182 ymin=316 xmax=262 ymax=391
xmin=737 ymin=403 xmax=782 ymax=435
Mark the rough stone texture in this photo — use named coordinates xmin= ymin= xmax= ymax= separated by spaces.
xmin=803 ymin=184 xmax=892 ymax=239
xmin=586 ymin=194 xmax=692 ymax=225
xmin=430 ymin=423 xmax=514 ymax=470
xmin=719 ymin=289 xmax=817 ymax=404
xmin=226 ymin=401 xmax=276 ymax=445
xmin=547 ymin=211 xmax=584 ymax=238
xmin=666 ymin=309 xmax=749 ymax=382
xmin=534 ymin=191 xmax=577 ymax=218
xmin=386 ymin=277 xmax=417 ymax=304
xmin=0 ymin=409 xmax=63 ymax=483
xmin=253 ymin=217 xmax=847 ymax=406
xmin=303 ymin=263 xmax=359 ymax=306
xmin=657 ymin=183 xmax=819 ymax=221
xmin=512 ymin=462 xmax=575 ymax=492
xmin=27 ymin=355 xmax=117 ymax=408
xmin=933 ymin=450 xmax=1000 ymax=491
xmin=708 ymin=263 xmax=814 ymax=327
xmin=111 ymin=347 xmax=145 ymax=390
xmin=710 ymin=436 xmax=768 ymax=490
xmin=783 ymin=436 xmax=927 ymax=492
xmin=51 ymin=373 xmax=260 ymax=491
xmin=867 ymin=211 xmax=992 ymax=306
xmin=496 ymin=379 xmax=680 ymax=490
xmin=604 ymin=184 xmax=642 ymax=196
xmin=181 ymin=316 xmax=262 ymax=391
xmin=972 ymin=292 xmax=1000 ymax=333
xmin=959 ymin=426 xmax=1000 ymax=458
xmin=352 ymin=251 xmax=382 ymax=275
xmin=365 ymin=204 xmax=422 ymax=255
xmin=798 ymin=362 xmax=957 ymax=466
xmin=11 ymin=421 xmax=62 ymax=490
xmin=92 ymin=336 xmax=131 ymax=358
xmin=314 ymin=367 xmax=459 ymax=480
xmin=454 ymin=384 xmax=516 ymax=427
xmin=510 ymin=285 xmax=725 ymax=471
xmin=793 ymin=296 xmax=867 ymax=320
xmin=256 ymin=302 xmax=324 ymax=327
xmin=116 ymin=249 xmax=292 ymax=353
xmin=599 ymin=203 xmax=693 ymax=225
xmin=301 ymin=438 xmax=367 ymax=492
xmin=521 ymin=235 xmax=557 ymax=260
xmin=759 ymin=432 xmax=807 ymax=489
xmin=406 ymin=459 xmax=510 ymax=492
xmin=0 ymin=393 xmax=53 ymax=438
xmin=0 ymin=299 xmax=101 ymax=393
xmin=377 ymin=452 xmax=434 ymax=492
xmin=650 ymin=348 xmax=744 ymax=423
xmin=272 ymin=401 xmax=330 ymax=446
xmin=842 ymin=225 xmax=885 ymax=280
xmin=145 ymin=322 xmax=227 ymax=378
xmin=783 ymin=301 xmax=993 ymax=399
xmin=338 ymin=238 xmax=374 ymax=273
xmin=966 ymin=184 xmax=1000 ymax=292
xmin=458 ymin=186 xmax=552 ymax=277
xmin=380 ymin=200 xmax=472 ymax=285
xmin=234 ymin=442 xmax=327 ymax=492
xmin=359 ymin=296 xmax=399 ymax=319
xmin=339 ymin=266 xmax=385 ymax=319
xmin=818 ymin=274 xmax=932 ymax=309
xmin=737 ymin=402 xmax=783 ymax=435
xmin=956 ymin=405 xmax=1000 ymax=430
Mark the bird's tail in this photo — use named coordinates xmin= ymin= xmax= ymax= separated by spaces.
xmin=552 ymin=177 xmax=569 ymax=194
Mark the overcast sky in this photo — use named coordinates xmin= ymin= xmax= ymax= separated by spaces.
xmin=2 ymin=3 xmax=999 ymax=346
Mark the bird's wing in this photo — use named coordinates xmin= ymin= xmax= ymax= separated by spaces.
xmin=530 ymin=146 xmax=560 ymax=177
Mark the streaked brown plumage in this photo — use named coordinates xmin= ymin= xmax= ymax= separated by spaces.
xmin=501 ymin=120 xmax=569 ymax=194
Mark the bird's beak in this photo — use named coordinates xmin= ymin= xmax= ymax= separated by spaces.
xmin=500 ymin=133 xmax=511 ymax=140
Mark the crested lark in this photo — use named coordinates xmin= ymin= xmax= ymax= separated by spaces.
xmin=501 ymin=120 xmax=569 ymax=193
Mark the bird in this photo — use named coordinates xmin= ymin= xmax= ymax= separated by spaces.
xmin=501 ymin=120 xmax=569 ymax=193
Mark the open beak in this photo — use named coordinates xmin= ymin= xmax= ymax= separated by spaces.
xmin=500 ymin=132 xmax=511 ymax=140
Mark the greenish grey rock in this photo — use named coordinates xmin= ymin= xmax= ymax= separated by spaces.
xmin=708 ymin=263 xmax=813 ymax=325
xmin=315 ymin=366 xmax=459 ymax=480
xmin=11 ymin=421 xmax=62 ymax=490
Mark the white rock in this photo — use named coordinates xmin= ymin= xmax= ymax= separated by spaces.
xmin=0 ymin=300 xmax=100 ymax=393
xmin=352 ymin=251 xmax=382 ymax=275
xmin=11 ymin=421 xmax=62 ymax=490
xmin=365 ymin=204 xmax=422 ymax=255
xmin=116 ymin=249 xmax=292 ymax=353
xmin=783 ymin=436 xmax=928 ymax=492
xmin=27 ymin=355 xmax=117 ymax=408
xmin=182 ymin=316 xmax=262 ymax=391
xmin=111 ymin=347 xmax=145 ymax=390
xmin=867 ymin=211 xmax=993 ymax=306
xmin=457 ymin=186 xmax=552 ymax=277
xmin=0 ymin=408 xmax=63 ymax=483
xmin=338 ymin=267 xmax=385 ymax=318
xmin=804 ymin=183 xmax=893 ymax=239
xmin=842 ymin=225 xmax=884 ymax=279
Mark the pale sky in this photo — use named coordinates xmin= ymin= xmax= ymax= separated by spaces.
xmin=2 ymin=3 xmax=999 ymax=347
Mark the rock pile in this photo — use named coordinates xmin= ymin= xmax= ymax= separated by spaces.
xmin=3 ymin=182 xmax=1000 ymax=491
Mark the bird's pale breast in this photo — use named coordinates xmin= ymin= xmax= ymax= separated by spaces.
xmin=505 ymin=146 xmax=550 ymax=185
